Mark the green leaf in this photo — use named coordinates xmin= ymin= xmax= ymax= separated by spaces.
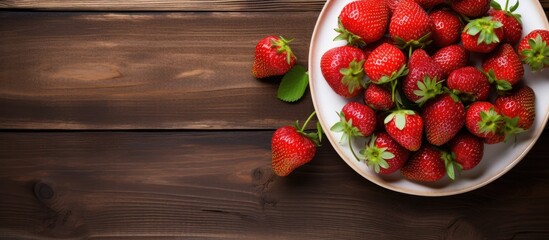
xmin=277 ymin=65 xmax=309 ymax=102
xmin=510 ymin=0 xmax=519 ymax=12
xmin=491 ymin=0 xmax=502 ymax=10
xmin=395 ymin=113 xmax=406 ymax=130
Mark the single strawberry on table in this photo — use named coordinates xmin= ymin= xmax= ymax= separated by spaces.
xmin=432 ymin=44 xmax=470 ymax=78
xmin=482 ymin=43 xmax=524 ymax=91
xmin=461 ymin=16 xmax=504 ymax=53
xmin=429 ymin=8 xmax=463 ymax=48
xmin=448 ymin=131 xmax=484 ymax=171
xmin=401 ymin=144 xmax=456 ymax=182
xmin=450 ymin=0 xmax=491 ymax=18
xmin=518 ymin=29 xmax=549 ymax=71
xmin=321 ymin=46 xmax=367 ymax=98
xmin=494 ymin=84 xmax=536 ymax=131
xmin=389 ymin=0 xmax=433 ymax=51
xmin=384 ymin=109 xmax=424 ymax=152
xmin=271 ymin=112 xmax=322 ymax=177
xmin=489 ymin=0 xmax=522 ymax=44
xmin=252 ymin=35 xmax=296 ymax=78
xmin=422 ymin=93 xmax=466 ymax=146
xmin=335 ymin=0 xmax=389 ymax=46
xmin=364 ymin=43 xmax=408 ymax=84
xmin=447 ymin=66 xmax=491 ymax=102
xmin=360 ymin=132 xmax=410 ymax=174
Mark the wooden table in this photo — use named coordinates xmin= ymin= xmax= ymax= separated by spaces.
xmin=1 ymin=1 xmax=549 ymax=239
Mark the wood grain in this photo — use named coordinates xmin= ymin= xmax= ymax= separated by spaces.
xmin=0 ymin=12 xmax=317 ymax=130
xmin=1 ymin=131 xmax=549 ymax=239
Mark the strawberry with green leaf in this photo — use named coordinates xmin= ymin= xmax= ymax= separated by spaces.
xmin=331 ymin=102 xmax=377 ymax=161
xmin=361 ymin=132 xmax=410 ymax=174
xmin=402 ymin=49 xmax=444 ymax=105
xmin=321 ymin=46 xmax=367 ymax=98
xmin=449 ymin=131 xmax=484 ymax=170
xmin=401 ymin=144 xmax=458 ymax=182
xmin=465 ymin=101 xmax=504 ymax=140
xmin=365 ymin=43 xmax=408 ymax=85
xmin=518 ymin=29 xmax=549 ymax=71
xmin=447 ymin=66 xmax=491 ymax=102
xmin=489 ymin=0 xmax=522 ymax=44
xmin=252 ymin=35 xmax=296 ymax=78
xmin=461 ymin=16 xmax=504 ymax=53
xmin=494 ymin=85 xmax=536 ymax=131
xmin=335 ymin=0 xmax=389 ymax=46
xmin=384 ymin=109 xmax=424 ymax=151
xmin=482 ymin=43 xmax=524 ymax=91
xmin=389 ymin=0 xmax=433 ymax=52
xmin=423 ymin=93 xmax=466 ymax=146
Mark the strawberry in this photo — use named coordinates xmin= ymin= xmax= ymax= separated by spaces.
xmin=389 ymin=0 xmax=433 ymax=50
xmin=465 ymin=101 xmax=504 ymax=140
xmin=494 ymin=85 xmax=536 ymax=130
xmin=461 ymin=16 xmax=504 ymax=53
xmin=423 ymin=93 xmax=466 ymax=146
xmin=429 ymin=9 xmax=463 ymax=48
xmin=384 ymin=109 xmax=424 ymax=151
xmin=336 ymin=0 xmax=389 ymax=46
xmin=361 ymin=132 xmax=410 ymax=174
xmin=489 ymin=0 xmax=522 ymax=44
xmin=447 ymin=66 xmax=490 ymax=102
xmin=450 ymin=0 xmax=490 ymax=18
xmin=364 ymin=84 xmax=395 ymax=111
xmin=448 ymin=131 xmax=484 ymax=170
xmin=402 ymin=49 xmax=444 ymax=105
xmin=362 ymin=37 xmax=393 ymax=60
xmin=271 ymin=113 xmax=322 ymax=176
xmin=517 ymin=29 xmax=549 ymax=71
xmin=364 ymin=43 xmax=407 ymax=84
xmin=482 ymin=43 xmax=524 ymax=91
xmin=321 ymin=46 xmax=367 ymax=98
xmin=252 ymin=36 xmax=296 ymax=78
xmin=331 ymin=102 xmax=376 ymax=161
xmin=401 ymin=144 xmax=455 ymax=182
xmin=432 ymin=44 xmax=470 ymax=78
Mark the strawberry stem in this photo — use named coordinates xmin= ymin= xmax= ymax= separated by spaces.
xmin=300 ymin=111 xmax=317 ymax=133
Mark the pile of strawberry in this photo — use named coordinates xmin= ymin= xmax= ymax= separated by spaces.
xmin=319 ymin=0 xmax=546 ymax=182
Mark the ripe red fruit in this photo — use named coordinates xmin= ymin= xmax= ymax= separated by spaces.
xmin=361 ymin=132 xmax=410 ymax=174
xmin=389 ymin=0 xmax=433 ymax=49
xmin=384 ymin=110 xmax=424 ymax=151
xmin=364 ymin=43 xmax=407 ymax=84
xmin=461 ymin=17 xmax=505 ymax=53
xmin=321 ymin=46 xmax=367 ymax=98
xmin=465 ymin=101 xmax=504 ymax=140
xmin=494 ymin=85 xmax=536 ymax=130
xmin=332 ymin=102 xmax=377 ymax=138
xmin=448 ymin=131 xmax=484 ymax=170
xmin=364 ymin=84 xmax=395 ymax=111
xmin=447 ymin=66 xmax=491 ymax=102
xmin=432 ymin=44 xmax=470 ymax=78
xmin=517 ymin=29 xmax=549 ymax=71
xmin=401 ymin=144 xmax=452 ymax=182
xmin=450 ymin=0 xmax=490 ymax=18
xmin=482 ymin=43 xmax=524 ymax=91
xmin=429 ymin=9 xmax=463 ymax=48
xmin=402 ymin=49 xmax=444 ymax=104
xmin=488 ymin=0 xmax=522 ymax=45
xmin=252 ymin=36 xmax=296 ymax=78
xmin=336 ymin=0 xmax=389 ymax=45
xmin=423 ymin=94 xmax=466 ymax=146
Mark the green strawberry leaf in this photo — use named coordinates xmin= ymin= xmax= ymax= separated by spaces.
xmin=491 ymin=0 xmax=503 ymax=10
xmin=277 ymin=65 xmax=309 ymax=102
xmin=510 ymin=0 xmax=519 ymax=12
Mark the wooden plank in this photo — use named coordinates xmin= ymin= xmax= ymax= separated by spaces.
xmin=1 ymin=131 xmax=549 ymax=239
xmin=0 ymin=0 xmax=325 ymax=11
xmin=0 ymin=12 xmax=318 ymax=130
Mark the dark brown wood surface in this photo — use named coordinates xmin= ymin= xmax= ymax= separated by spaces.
xmin=1 ymin=0 xmax=549 ymax=239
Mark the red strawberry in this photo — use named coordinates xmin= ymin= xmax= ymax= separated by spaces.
xmin=252 ymin=36 xmax=296 ymax=78
xmin=384 ymin=109 xmax=424 ymax=151
xmin=361 ymin=132 xmax=410 ymax=174
xmin=450 ymin=0 xmax=490 ymax=18
xmin=362 ymin=37 xmax=393 ymax=60
xmin=402 ymin=49 xmax=444 ymax=104
xmin=447 ymin=66 xmax=491 ymax=102
xmin=465 ymin=101 xmax=504 ymax=140
xmin=331 ymin=102 xmax=377 ymax=139
xmin=364 ymin=84 xmax=395 ymax=111
xmin=321 ymin=46 xmax=367 ymax=98
xmin=336 ymin=0 xmax=389 ymax=45
xmin=494 ymin=85 xmax=536 ymax=130
xmin=364 ymin=43 xmax=407 ymax=84
xmin=482 ymin=43 xmax=524 ymax=91
xmin=461 ymin=16 xmax=504 ymax=53
xmin=432 ymin=44 xmax=470 ymax=78
xmin=423 ymin=94 xmax=466 ymax=146
xmin=271 ymin=113 xmax=322 ymax=176
xmin=389 ymin=0 xmax=433 ymax=49
xmin=517 ymin=29 xmax=549 ymax=71
xmin=448 ymin=131 xmax=484 ymax=170
xmin=429 ymin=9 xmax=463 ymax=48
xmin=414 ymin=0 xmax=445 ymax=9
xmin=489 ymin=0 xmax=522 ymax=44
xmin=401 ymin=144 xmax=455 ymax=182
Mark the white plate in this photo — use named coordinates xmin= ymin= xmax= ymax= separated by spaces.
xmin=308 ymin=0 xmax=549 ymax=196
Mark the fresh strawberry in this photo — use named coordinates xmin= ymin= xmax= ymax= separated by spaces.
xmin=429 ymin=9 xmax=463 ymax=48
xmin=252 ymin=36 xmax=296 ymax=78
xmin=447 ymin=66 xmax=490 ymax=102
xmin=461 ymin=17 xmax=504 ymax=53
xmin=450 ymin=0 xmax=490 ymax=18
xmin=331 ymin=102 xmax=377 ymax=139
xmin=271 ymin=113 xmax=322 ymax=176
xmin=432 ymin=44 xmax=470 ymax=78
xmin=361 ymin=132 xmax=410 ymax=174
xmin=423 ymin=93 xmax=466 ymax=146
xmin=494 ymin=85 xmax=536 ymax=130
xmin=401 ymin=144 xmax=456 ymax=182
xmin=414 ymin=0 xmax=445 ymax=9
xmin=517 ymin=29 xmax=549 ymax=71
xmin=384 ymin=109 xmax=424 ymax=151
xmin=336 ymin=0 xmax=389 ymax=46
xmin=364 ymin=43 xmax=407 ymax=84
xmin=489 ymin=0 xmax=522 ymax=44
xmin=465 ymin=101 xmax=504 ymax=140
xmin=448 ymin=131 xmax=484 ymax=170
xmin=362 ymin=37 xmax=393 ymax=60
xmin=389 ymin=0 xmax=433 ymax=50
xmin=321 ymin=46 xmax=367 ymax=98
xmin=402 ymin=49 xmax=444 ymax=104
xmin=482 ymin=43 xmax=524 ymax=91
xmin=364 ymin=84 xmax=395 ymax=111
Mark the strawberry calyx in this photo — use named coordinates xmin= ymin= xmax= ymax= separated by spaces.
xmin=394 ymin=33 xmax=433 ymax=57
xmin=413 ymin=76 xmax=444 ymax=106
xmin=376 ymin=64 xmax=409 ymax=85
xmin=271 ymin=36 xmax=296 ymax=65
xmin=330 ymin=111 xmax=363 ymax=161
xmin=464 ymin=16 xmax=503 ymax=45
xmin=485 ymin=69 xmax=513 ymax=91
xmin=499 ymin=116 xmax=524 ymax=142
xmin=491 ymin=0 xmax=522 ymax=24
xmin=334 ymin=18 xmax=365 ymax=47
xmin=384 ymin=109 xmax=415 ymax=131
xmin=521 ymin=33 xmax=549 ymax=71
xmin=441 ymin=151 xmax=461 ymax=180
xmin=295 ymin=111 xmax=323 ymax=147
xmin=360 ymin=134 xmax=393 ymax=173
xmin=340 ymin=59 xmax=366 ymax=94
xmin=478 ymin=107 xmax=503 ymax=135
